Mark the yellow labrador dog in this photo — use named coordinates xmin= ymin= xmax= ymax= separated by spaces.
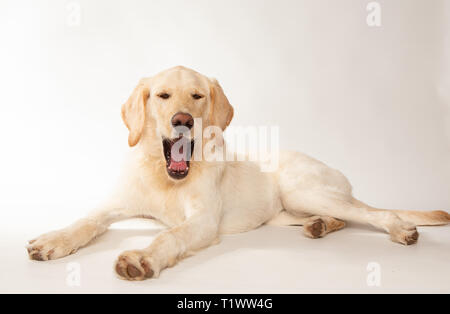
xmin=27 ymin=66 xmax=450 ymax=281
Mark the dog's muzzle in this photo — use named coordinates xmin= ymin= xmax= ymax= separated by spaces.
xmin=162 ymin=136 xmax=195 ymax=180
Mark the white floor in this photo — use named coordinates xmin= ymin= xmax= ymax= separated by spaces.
xmin=1 ymin=219 xmax=449 ymax=294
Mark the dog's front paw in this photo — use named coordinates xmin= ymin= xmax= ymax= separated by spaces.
xmin=27 ymin=231 xmax=78 ymax=261
xmin=389 ymin=223 xmax=419 ymax=245
xmin=115 ymin=250 xmax=155 ymax=281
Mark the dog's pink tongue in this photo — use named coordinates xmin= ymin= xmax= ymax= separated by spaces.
xmin=169 ymin=158 xmax=187 ymax=171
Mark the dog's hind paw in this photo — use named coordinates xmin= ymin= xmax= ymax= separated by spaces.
xmin=389 ymin=223 xmax=419 ymax=245
xmin=303 ymin=218 xmax=327 ymax=239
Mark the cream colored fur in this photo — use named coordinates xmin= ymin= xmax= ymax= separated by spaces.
xmin=27 ymin=66 xmax=450 ymax=281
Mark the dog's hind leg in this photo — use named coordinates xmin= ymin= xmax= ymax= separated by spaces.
xmin=302 ymin=216 xmax=346 ymax=239
xmin=277 ymin=151 xmax=420 ymax=245
xmin=282 ymin=191 xmax=420 ymax=245
xmin=267 ymin=211 xmax=346 ymax=239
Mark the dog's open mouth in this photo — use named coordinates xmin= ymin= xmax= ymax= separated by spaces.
xmin=162 ymin=137 xmax=195 ymax=180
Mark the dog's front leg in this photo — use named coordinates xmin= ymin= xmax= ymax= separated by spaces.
xmin=115 ymin=207 xmax=220 ymax=281
xmin=27 ymin=203 xmax=142 ymax=261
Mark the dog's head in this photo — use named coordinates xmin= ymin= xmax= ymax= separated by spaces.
xmin=121 ymin=66 xmax=234 ymax=181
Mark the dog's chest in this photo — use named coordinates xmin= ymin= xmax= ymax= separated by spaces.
xmin=138 ymin=183 xmax=187 ymax=227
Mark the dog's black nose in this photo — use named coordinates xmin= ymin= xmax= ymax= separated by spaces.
xmin=171 ymin=112 xmax=194 ymax=129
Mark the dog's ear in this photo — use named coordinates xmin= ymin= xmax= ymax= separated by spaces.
xmin=209 ymin=78 xmax=234 ymax=131
xmin=121 ymin=79 xmax=150 ymax=147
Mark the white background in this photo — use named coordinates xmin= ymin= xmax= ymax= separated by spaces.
xmin=0 ymin=0 xmax=449 ymax=293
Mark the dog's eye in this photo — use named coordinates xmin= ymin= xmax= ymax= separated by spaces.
xmin=158 ymin=93 xmax=171 ymax=99
xmin=192 ymin=93 xmax=204 ymax=100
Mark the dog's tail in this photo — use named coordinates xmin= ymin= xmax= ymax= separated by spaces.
xmin=390 ymin=210 xmax=450 ymax=226
xmin=351 ymin=198 xmax=450 ymax=226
